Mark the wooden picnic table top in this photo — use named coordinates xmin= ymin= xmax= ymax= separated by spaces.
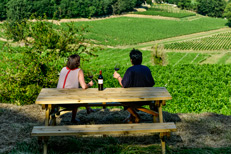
xmin=35 ymin=87 xmax=172 ymax=105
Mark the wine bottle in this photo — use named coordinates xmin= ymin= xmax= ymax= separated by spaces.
xmin=98 ymin=70 xmax=103 ymax=91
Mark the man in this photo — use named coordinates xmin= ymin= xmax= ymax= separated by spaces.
xmin=113 ymin=49 xmax=155 ymax=123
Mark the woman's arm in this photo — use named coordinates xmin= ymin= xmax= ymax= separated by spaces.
xmin=79 ymin=69 xmax=93 ymax=89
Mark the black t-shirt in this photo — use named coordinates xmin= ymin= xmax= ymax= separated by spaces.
xmin=122 ymin=65 xmax=155 ymax=88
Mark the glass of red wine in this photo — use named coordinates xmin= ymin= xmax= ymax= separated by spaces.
xmin=114 ymin=64 xmax=120 ymax=72
xmin=88 ymin=71 xmax=93 ymax=81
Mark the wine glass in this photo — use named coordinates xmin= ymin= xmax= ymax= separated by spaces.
xmin=114 ymin=63 xmax=120 ymax=72
xmin=88 ymin=71 xmax=93 ymax=81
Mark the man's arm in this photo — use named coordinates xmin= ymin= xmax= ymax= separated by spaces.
xmin=113 ymin=71 xmax=123 ymax=87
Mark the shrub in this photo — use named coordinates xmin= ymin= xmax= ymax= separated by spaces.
xmin=1 ymin=17 xmax=100 ymax=105
xmin=151 ymin=44 xmax=168 ymax=66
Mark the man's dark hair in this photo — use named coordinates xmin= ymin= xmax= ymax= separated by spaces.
xmin=130 ymin=48 xmax=142 ymax=65
xmin=66 ymin=54 xmax=80 ymax=69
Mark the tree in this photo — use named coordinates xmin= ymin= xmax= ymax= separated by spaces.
xmin=223 ymin=2 xmax=231 ymax=26
xmin=197 ymin=0 xmax=227 ymax=17
xmin=177 ymin=0 xmax=192 ymax=10
xmin=0 ymin=0 xmax=10 ymax=21
xmin=6 ymin=0 xmax=32 ymax=21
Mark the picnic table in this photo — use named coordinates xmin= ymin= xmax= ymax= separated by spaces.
xmin=32 ymin=87 xmax=176 ymax=154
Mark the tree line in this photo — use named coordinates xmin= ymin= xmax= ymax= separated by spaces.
xmin=0 ymin=0 xmax=145 ymax=21
xmin=151 ymin=0 xmax=229 ymax=18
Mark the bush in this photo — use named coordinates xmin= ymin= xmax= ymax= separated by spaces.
xmin=151 ymin=44 xmax=168 ymax=66
xmin=1 ymin=18 xmax=100 ymax=105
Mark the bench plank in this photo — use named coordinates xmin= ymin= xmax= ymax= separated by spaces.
xmin=31 ymin=123 xmax=176 ymax=136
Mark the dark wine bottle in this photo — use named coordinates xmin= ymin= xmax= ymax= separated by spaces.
xmin=98 ymin=70 xmax=103 ymax=91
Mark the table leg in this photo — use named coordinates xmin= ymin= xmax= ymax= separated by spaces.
xmin=158 ymin=102 xmax=164 ymax=123
xmin=160 ymin=137 xmax=166 ymax=154
xmin=50 ymin=105 xmax=57 ymax=126
xmin=158 ymin=100 xmax=166 ymax=154
xmin=45 ymin=105 xmax=52 ymax=126
xmin=102 ymin=102 xmax=106 ymax=109
xmin=43 ymin=136 xmax=49 ymax=154
xmin=152 ymin=100 xmax=160 ymax=123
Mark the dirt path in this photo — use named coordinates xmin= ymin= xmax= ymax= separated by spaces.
xmin=0 ymin=103 xmax=231 ymax=153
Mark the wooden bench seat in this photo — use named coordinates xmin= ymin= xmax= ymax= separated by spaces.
xmin=31 ymin=122 xmax=176 ymax=154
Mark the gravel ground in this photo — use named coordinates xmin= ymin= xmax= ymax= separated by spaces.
xmin=0 ymin=103 xmax=231 ymax=153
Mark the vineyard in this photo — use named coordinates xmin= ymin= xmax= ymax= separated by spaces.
xmin=69 ymin=16 xmax=227 ymax=46
xmin=165 ymin=31 xmax=231 ymax=50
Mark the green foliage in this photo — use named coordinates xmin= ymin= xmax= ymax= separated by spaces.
xmin=0 ymin=0 xmax=10 ymax=21
xmin=151 ymin=44 xmax=168 ymax=66
xmin=112 ymin=0 xmax=136 ymax=15
xmin=135 ymin=0 xmax=145 ymax=6
xmin=223 ymin=2 xmax=231 ymax=27
xmin=0 ymin=0 xmax=144 ymax=20
xmin=70 ymin=17 xmax=227 ymax=46
xmin=167 ymin=52 xmax=210 ymax=65
xmin=0 ymin=17 xmax=99 ymax=105
xmin=165 ymin=32 xmax=231 ymax=51
xmin=177 ymin=0 xmax=192 ymax=10
xmin=6 ymin=0 xmax=32 ymax=21
xmin=197 ymin=0 xmax=227 ymax=17
xmin=133 ymin=7 xmax=196 ymax=18
xmin=146 ymin=0 xmax=152 ymax=5
xmin=2 ymin=20 xmax=28 ymax=41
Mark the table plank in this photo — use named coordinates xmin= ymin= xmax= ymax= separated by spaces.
xmin=36 ymin=87 xmax=172 ymax=104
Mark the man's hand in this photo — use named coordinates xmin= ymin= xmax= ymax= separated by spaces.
xmin=113 ymin=71 xmax=121 ymax=79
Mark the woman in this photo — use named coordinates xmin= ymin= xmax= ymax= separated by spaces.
xmin=57 ymin=54 xmax=94 ymax=123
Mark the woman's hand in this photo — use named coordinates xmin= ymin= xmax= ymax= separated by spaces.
xmin=88 ymin=80 xmax=94 ymax=87
xmin=113 ymin=71 xmax=121 ymax=79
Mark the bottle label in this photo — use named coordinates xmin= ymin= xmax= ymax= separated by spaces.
xmin=98 ymin=79 xmax=103 ymax=84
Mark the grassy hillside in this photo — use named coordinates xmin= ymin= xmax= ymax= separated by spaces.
xmin=68 ymin=17 xmax=227 ymax=46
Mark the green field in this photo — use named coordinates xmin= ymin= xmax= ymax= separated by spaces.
xmin=83 ymin=48 xmax=211 ymax=68
xmin=68 ymin=17 xmax=227 ymax=46
xmin=165 ymin=31 xmax=231 ymax=50
xmin=133 ymin=8 xmax=196 ymax=18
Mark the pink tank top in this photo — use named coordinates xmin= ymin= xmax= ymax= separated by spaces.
xmin=57 ymin=67 xmax=80 ymax=89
